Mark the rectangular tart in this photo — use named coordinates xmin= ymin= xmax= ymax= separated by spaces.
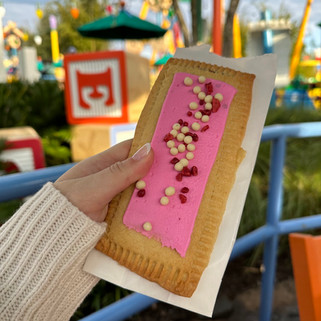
xmin=96 ymin=58 xmax=255 ymax=297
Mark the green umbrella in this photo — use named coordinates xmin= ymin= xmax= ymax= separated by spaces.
xmin=78 ymin=10 xmax=167 ymax=40
xmin=154 ymin=54 xmax=173 ymax=66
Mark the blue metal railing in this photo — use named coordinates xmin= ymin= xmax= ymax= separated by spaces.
xmin=1 ymin=122 xmax=321 ymax=321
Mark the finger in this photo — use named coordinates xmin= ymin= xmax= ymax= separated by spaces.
xmin=96 ymin=143 xmax=154 ymax=202
xmin=57 ymin=139 xmax=133 ymax=182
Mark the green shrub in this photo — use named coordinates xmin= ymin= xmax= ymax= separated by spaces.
xmin=0 ymin=81 xmax=67 ymax=131
xmin=0 ymin=81 xmax=71 ymax=166
xmin=41 ymin=128 xmax=72 ymax=166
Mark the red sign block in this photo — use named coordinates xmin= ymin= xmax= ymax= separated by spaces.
xmin=64 ymin=51 xmax=128 ymax=124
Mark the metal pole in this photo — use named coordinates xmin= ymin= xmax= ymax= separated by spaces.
xmin=81 ymin=293 xmax=157 ymax=321
xmin=259 ymin=136 xmax=287 ymax=321
xmin=0 ymin=163 xmax=74 ymax=201
xmin=212 ymin=0 xmax=222 ymax=55
xmin=261 ymin=10 xmax=274 ymax=54
xmin=230 ymin=225 xmax=275 ymax=260
xmin=289 ymin=0 xmax=314 ymax=80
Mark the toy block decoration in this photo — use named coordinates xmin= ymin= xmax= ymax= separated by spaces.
xmin=289 ymin=233 xmax=321 ymax=321
xmin=71 ymin=123 xmax=136 ymax=162
xmin=110 ymin=123 xmax=136 ymax=146
xmin=71 ymin=124 xmax=112 ymax=161
xmin=64 ymin=50 xmax=129 ymax=124
xmin=124 ymin=52 xmax=150 ymax=123
xmin=0 ymin=127 xmax=45 ymax=173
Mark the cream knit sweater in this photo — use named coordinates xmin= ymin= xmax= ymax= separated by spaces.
xmin=0 ymin=183 xmax=107 ymax=321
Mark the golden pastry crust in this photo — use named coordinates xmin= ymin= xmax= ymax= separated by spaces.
xmin=96 ymin=58 xmax=255 ymax=297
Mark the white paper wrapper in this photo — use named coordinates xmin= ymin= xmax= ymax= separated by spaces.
xmin=83 ymin=45 xmax=277 ymax=317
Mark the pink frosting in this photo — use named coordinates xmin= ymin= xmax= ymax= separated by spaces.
xmin=123 ymin=72 xmax=237 ymax=257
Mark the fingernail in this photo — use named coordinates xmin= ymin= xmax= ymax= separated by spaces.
xmin=132 ymin=143 xmax=151 ymax=161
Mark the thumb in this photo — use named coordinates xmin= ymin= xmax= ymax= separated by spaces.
xmin=100 ymin=142 xmax=154 ymax=201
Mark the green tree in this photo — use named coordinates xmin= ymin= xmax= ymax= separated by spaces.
xmin=35 ymin=0 xmax=108 ymax=61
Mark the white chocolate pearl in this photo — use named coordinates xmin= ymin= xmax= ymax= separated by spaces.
xmin=191 ymin=122 xmax=201 ymax=131
xmin=215 ymin=93 xmax=224 ymax=101
xmin=160 ymin=196 xmax=169 ymax=205
xmin=165 ymin=186 xmax=176 ymax=196
xmin=205 ymin=95 xmax=213 ymax=103
xmin=170 ymin=129 xmax=178 ymax=137
xmin=136 ymin=180 xmax=146 ymax=189
xmin=170 ymin=147 xmax=178 ymax=155
xmin=187 ymin=143 xmax=195 ymax=151
xmin=186 ymin=152 xmax=194 ymax=160
xmin=176 ymin=133 xmax=185 ymax=141
xmin=181 ymin=126 xmax=189 ymax=134
xmin=174 ymin=162 xmax=184 ymax=171
xmin=178 ymin=144 xmax=186 ymax=152
xmin=199 ymin=75 xmax=206 ymax=83
xmin=193 ymin=86 xmax=201 ymax=94
xmin=201 ymin=115 xmax=210 ymax=122
xmin=198 ymin=92 xmax=206 ymax=100
xmin=172 ymin=123 xmax=181 ymax=130
xmin=143 ymin=222 xmax=152 ymax=231
xmin=180 ymin=158 xmax=189 ymax=167
xmin=189 ymin=102 xmax=198 ymax=110
xmin=167 ymin=140 xmax=175 ymax=148
xmin=184 ymin=77 xmax=193 ymax=86
xmin=194 ymin=111 xmax=202 ymax=119
xmin=205 ymin=103 xmax=213 ymax=110
xmin=184 ymin=135 xmax=193 ymax=144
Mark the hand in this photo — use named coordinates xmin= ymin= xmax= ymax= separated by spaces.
xmin=54 ymin=140 xmax=153 ymax=223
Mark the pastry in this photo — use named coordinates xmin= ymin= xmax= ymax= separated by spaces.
xmin=96 ymin=58 xmax=255 ymax=297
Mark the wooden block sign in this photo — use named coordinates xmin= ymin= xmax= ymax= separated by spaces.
xmin=289 ymin=233 xmax=321 ymax=321
xmin=0 ymin=127 xmax=45 ymax=172
xmin=64 ymin=51 xmax=128 ymax=124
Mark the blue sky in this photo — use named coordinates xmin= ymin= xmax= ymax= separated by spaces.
xmin=2 ymin=0 xmax=321 ymax=53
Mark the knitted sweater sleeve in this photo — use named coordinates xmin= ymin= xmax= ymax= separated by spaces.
xmin=0 ymin=182 xmax=107 ymax=321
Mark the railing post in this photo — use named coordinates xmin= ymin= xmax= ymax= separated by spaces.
xmin=81 ymin=293 xmax=157 ymax=321
xmin=259 ymin=135 xmax=287 ymax=321
xmin=0 ymin=163 xmax=74 ymax=201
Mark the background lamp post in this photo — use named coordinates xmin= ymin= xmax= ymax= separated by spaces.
xmin=49 ymin=15 xmax=60 ymax=64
